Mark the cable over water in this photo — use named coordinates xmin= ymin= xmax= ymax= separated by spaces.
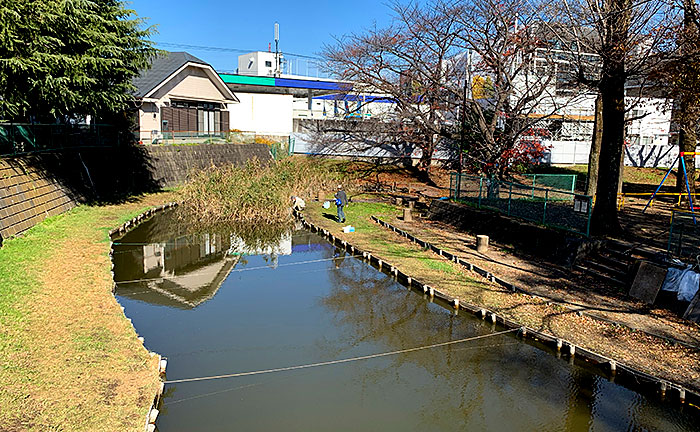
xmin=164 ymin=328 xmax=519 ymax=384
xmin=114 ymin=254 xmax=362 ymax=285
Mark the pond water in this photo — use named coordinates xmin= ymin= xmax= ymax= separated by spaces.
xmin=112 ymin=211 xmax=700 ymax=431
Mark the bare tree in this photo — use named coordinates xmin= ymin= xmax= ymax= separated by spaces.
xmin=322 ymin=1 xmax=461 ymax=180
xmin=449 ymin=0 xmax=590 ymax=176
xmin=654 ymin=0 xmax=700 ymax=196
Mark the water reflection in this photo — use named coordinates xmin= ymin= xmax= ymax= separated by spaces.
xmin=111 ymin=212 xmax=700 ymax=431
xmin=113 ymin=210 xmax=294 ymax=308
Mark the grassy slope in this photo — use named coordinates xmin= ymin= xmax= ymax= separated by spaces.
xmin=0 ymin=193 xmax=176 ymax=431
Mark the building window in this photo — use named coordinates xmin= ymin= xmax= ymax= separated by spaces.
xmin=197 ymin=109 xmax=221 ymax=136
xmin=265 ymin=61 xmax=272 ymax=67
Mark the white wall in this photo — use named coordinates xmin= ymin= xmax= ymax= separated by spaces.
xmin=292 ymin=96 xmax=397 ymax=120
xmin=228 ymin=92 xmax=293 ymax=135
xmin=237 ymin=52 xmax=278 ymax=77
xmin=137 ymin=102 xmax=160 ymax=143
xmin=544 ymin=140 xmax=694 ymax=169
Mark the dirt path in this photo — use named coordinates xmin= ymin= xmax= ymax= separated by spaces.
xmin=0 ymin=193 xmax=176 ymax=431
xmin=387 ymin=216 xmax=700 ymax=348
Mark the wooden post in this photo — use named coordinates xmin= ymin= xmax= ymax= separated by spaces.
xmin=403 ymin=208 xmax=413 ymax=221
xmin=476 ymin=235 xmax=489 ymax=253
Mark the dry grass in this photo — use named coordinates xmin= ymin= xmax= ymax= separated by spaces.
xmin=0 ymin=192 xmax=177 ymax=431
xmin=180 ymin=157 xmax=361 ymax=225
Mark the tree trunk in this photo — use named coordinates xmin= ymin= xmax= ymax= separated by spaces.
xmin=677 ymin=106 xmax=698 ymax=198
xmin=591 ymin=79 xmax=625 ymax=236
xmin=586 ymin=95 xmax=603 ymax=196
xmin=590 ymin=0 xmax=630 ymax=236
xmin=416 ymin=135 xmax=436 ymax=183
xmin=675 ymin=0 xmax=699 ymax=198
xmin=618 ymin=129 xmax=626 ymax=195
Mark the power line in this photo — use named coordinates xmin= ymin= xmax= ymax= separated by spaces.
xmin=154 ymin=41 xmax=323 ymax=61
xmin=163 ymin=329 xmax=519 ymax=384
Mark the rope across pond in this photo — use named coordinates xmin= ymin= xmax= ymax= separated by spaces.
xmin=164 ymin=328 xmax=519 ymax=384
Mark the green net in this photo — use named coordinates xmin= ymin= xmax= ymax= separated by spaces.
xmin=522 ymin=174 xmax=577 ymax=193
xmin=0 ymin=123 xmax=118 ymax=156
xmin=450 ymin=173 xmax=592 ymax=236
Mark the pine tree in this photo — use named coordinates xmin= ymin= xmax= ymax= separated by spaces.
xmin=0 ymin=0 xmax=157 ymax=121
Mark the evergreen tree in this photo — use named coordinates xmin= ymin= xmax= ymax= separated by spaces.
xmin=0 ymin=0 xmax=157 ymax=122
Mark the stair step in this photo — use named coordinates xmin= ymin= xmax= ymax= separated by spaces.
xmin=592 ymin=252 xmax=631 ymax=270
xmin=584 ymin=259 xmax=628 ymax=279
xmin=575 ymin=264 xmax=627 ymax=287
xmin=607 ymin=240 xmax=664 ymax=261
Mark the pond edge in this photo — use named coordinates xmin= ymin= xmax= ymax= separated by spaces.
xmin=108 ymin=201 xmax=180 ymax=432
xmin=294 ymin=210 xmax=700 ymax=410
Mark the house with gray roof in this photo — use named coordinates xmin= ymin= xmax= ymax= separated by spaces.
xmin=133 ymin=51 xmax=239 ymax=144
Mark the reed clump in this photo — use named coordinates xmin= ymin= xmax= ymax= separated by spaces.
xmin=181 ymin=157 xmax=357 ymax=224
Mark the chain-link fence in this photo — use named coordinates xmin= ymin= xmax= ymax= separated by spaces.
xmin=0 ymin=123 xmax=119 ymax=156
xmin=449 ymin=173 xmax=593 ymax=236
xmin=667 ymin=211 xmax=700 ymax=259
xmin=522 ymin=173 xmax=577 ymax=193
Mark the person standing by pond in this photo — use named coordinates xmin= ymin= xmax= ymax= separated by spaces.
xmin=334 ymin=185 xmax=348 ymax=223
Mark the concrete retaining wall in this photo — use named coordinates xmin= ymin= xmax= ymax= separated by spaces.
xmin=146 ymin=143 xmax=271 ymax=187
xmin=0 ymin=143 xmax=272 ymax=243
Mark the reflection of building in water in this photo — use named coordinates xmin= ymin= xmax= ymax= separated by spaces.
xmin=114 ymin=230 xmax=293 ymax=309
xmin=115 ymin=231 xmax=238 ymax=309
xmin=227 ymin=232 xmax=292 ymax=257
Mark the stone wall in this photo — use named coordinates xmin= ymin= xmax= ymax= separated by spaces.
xmin=0 ymin=159 xmax=77 ymax=241
xmin=0 ymin=143 xmax=272 ymax=243
xmin=145 ymin=143 xmax=271 ymax=187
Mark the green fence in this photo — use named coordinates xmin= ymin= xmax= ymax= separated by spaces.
xmin=667 ymin=211 xmax=700 ymax=259
xmin=270 ymin=138 xmax=293 ymax=161
xmin=522 ymin=174 xmax=577 ymax=193
xmin=449 ymin=173 xmax=593 ymax=236
xmin=0 ymin=123 xmax=118 ymax=156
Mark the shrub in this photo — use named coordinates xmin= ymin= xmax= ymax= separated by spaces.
xmin=180 ymin=157 xmax=358 ymax=225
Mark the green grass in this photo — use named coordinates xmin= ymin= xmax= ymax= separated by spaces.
xmin=316 ymin=201 xmax=468 ymax=278
xmin=0 ymin=195 xmax=170 ymax=431
xmin=418 ymin=256 xmax=459 ymax=273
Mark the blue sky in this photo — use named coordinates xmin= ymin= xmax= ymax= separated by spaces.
xmin=129 ymin=0 xmax=397 ymax=73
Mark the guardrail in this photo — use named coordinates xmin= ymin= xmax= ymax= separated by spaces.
xmin=449 ymin=172 xmax=593 ymax=236
xmin=0 ymin=123 xmax=118 ymax=156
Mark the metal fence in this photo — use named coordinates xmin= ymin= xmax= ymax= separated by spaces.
xmin=522 ymin=173 xmax=577 ymax=193
xmin=449 ymin=172 xmax=593 ymax=236
xmin=270 ymin=137 xmax=295 ymax=160
xmin=0 ymin=123 xmax=118 ymax=156
xmin=667 ymin=211 xmax=700 ymax=259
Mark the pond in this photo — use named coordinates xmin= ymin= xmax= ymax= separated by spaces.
xmin=112 ymin=210 xmax=700 ymax=431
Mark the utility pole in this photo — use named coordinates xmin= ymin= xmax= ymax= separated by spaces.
xmin=274 ymin=22 xmax=280 ymax=77
xmin=459 ymin=50 xmax=473 ymax=174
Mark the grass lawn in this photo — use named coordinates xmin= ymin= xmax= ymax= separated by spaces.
xmin=0 ymin=192 xmax=177 ymax=431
